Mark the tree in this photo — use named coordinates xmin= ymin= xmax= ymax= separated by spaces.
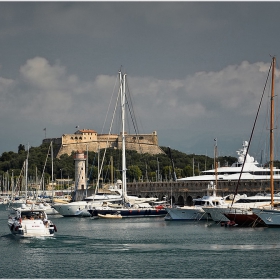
xmin=127 ymin=165 xmax=142 ymax=182
xmin=18 ymin=144 xmax=25 ymax=153
xmin=183 ymin=165 xmax=193 ymax=177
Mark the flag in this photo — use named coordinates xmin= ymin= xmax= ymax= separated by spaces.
xmin=43 ymin=128 xmax=46 ymax=131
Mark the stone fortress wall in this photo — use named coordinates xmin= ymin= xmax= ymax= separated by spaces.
xmin=42 ymin=129 xmax=165 ymax=157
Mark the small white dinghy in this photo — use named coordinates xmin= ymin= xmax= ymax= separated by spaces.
xmin=8 ymin=203 xmax=57 ymax=238
xmin=98 ymin=211 xmax=122 ymax=219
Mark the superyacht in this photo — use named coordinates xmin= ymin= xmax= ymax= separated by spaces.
xmin=178 ymin=141 xmax=280 ymax=181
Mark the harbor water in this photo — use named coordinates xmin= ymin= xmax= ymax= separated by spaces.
xmin=1 ymin=203 xmax=280 ymax=279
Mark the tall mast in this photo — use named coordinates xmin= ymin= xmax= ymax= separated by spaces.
xmin=110 ymin=156 xmax=114 ymax=185
xmin=120 ymin=71 xmax=127 ymax=202
xmin=214 ymin=138 xmax=218 ymax=189
xmin=51 ymin=141 xmax=54 ymax=200
xmin=270 ymin=56 xmax=275 ymax=206
xmin=25 ymin=144 xmax=29 ymax=200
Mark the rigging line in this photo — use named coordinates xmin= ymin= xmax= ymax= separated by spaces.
xmin=87 ymin=151 xmax=97 ymax=184
xmin=38 ymin=142 xmax=52 ymax=190
xmin=101 ymin=74 xmax=118 ymax=135
xmin=14 ymin=162 xmax=25 ymax=191
xmin=125 ymin=78 xmax=140 ymax=135
xmin=230 ymin=59 xmax=273 ymax=207
xmin=95 ymin=73 xmax=122 ymax=194
xmin=125 ymin=82 xmax=144 ymax=155
xmin=124 ymin=78 xmax=144 ymax=155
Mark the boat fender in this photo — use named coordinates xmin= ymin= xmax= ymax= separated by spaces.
xmin=53 ymin=224 xmax=57 ymax=232
xmin=19 ymin=218 xmax=22 ymax=224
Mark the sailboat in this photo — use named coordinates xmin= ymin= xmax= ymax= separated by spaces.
xmin=223 ymin=56 xmax=278 ymax=227
xmin=88 ymin=70 xmax=166 ymax=218
xmin=251 ymin=56 xmax=280 ymax=227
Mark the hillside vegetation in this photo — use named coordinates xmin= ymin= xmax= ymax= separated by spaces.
xmin=0 ymin=143 xmax=242 ymax=189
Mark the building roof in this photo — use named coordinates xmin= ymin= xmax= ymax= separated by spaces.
xmin=75 ymin=129 xmax=97 ymax=134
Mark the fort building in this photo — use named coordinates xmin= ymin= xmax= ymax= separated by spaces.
xmin=42 ymin=129 xmax=165 ymax=158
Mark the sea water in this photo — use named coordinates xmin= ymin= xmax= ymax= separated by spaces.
xmin=1 ymin=203 xmax=280 ymax=279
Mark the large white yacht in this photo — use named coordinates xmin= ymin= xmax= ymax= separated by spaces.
xmin=178 ymin=141 xmax=280 ymax=181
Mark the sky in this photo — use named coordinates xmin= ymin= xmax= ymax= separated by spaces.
xmin=1 ymin=1 xmax=280 ymax=162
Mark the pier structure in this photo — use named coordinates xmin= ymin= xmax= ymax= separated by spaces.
xmin=126 ymin=180 xmax=279 ymax=206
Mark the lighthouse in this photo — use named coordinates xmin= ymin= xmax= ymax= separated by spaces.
xmin=74 ymin=151 xmax=86 ymax=190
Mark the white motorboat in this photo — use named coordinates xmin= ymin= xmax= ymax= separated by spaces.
xmin=8 ymin=204 xmax=57 ymax=238
xmin=164 ymin=182 xmax=226 ymax=221
xmin=178 ymin=141 xmax=280 ymax=181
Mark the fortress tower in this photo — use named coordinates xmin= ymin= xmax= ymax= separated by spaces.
xmin=42 ymin=129 xmax=165 ymax=157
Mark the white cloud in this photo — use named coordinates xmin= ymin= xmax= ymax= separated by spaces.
xmin=0 ymin=56 xmax=276 ymax=156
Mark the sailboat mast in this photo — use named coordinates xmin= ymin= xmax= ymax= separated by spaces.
xmin=120 ymin=71 xmax=127 ymax=202
xmin=25 ymin=144 xmax=29 ymax=200
xmin=270 ymin=56 xmax=275 ymax=206
xmin=110 ymin=156 xmax=114 ymax=185
xmin=214 ymin=138 xmax=218 ymax=189
xmin=51 ymin=141 xmax=54 ymax=200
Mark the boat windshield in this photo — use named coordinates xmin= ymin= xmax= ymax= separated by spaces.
xmin=20 ymin=211 xmax=45 ymax=219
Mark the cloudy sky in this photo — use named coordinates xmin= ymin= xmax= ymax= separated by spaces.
xmin=1 ymin=1 xmax=280 ymax=162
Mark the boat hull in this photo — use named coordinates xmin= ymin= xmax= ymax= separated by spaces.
xmin=252 ymin=208 xmax=280 ymax=227
xmin=88 ymin=208 xmax=167 ymax=218
xmin=164 ymin=207 xmax=209 ymax=221
xmin=202 ymin=207 xmax=230 ymax=222
xmin=8 ymin=221 xmax=56 ymax=238
xmin=52 ymin=201 xmax=99 ymax=217
xmin=224 ymin=210 xmax=265 ymax=227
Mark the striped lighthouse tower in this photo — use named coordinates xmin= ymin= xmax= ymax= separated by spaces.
xmin=74 ymin=151 xmax=86 ymax=190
